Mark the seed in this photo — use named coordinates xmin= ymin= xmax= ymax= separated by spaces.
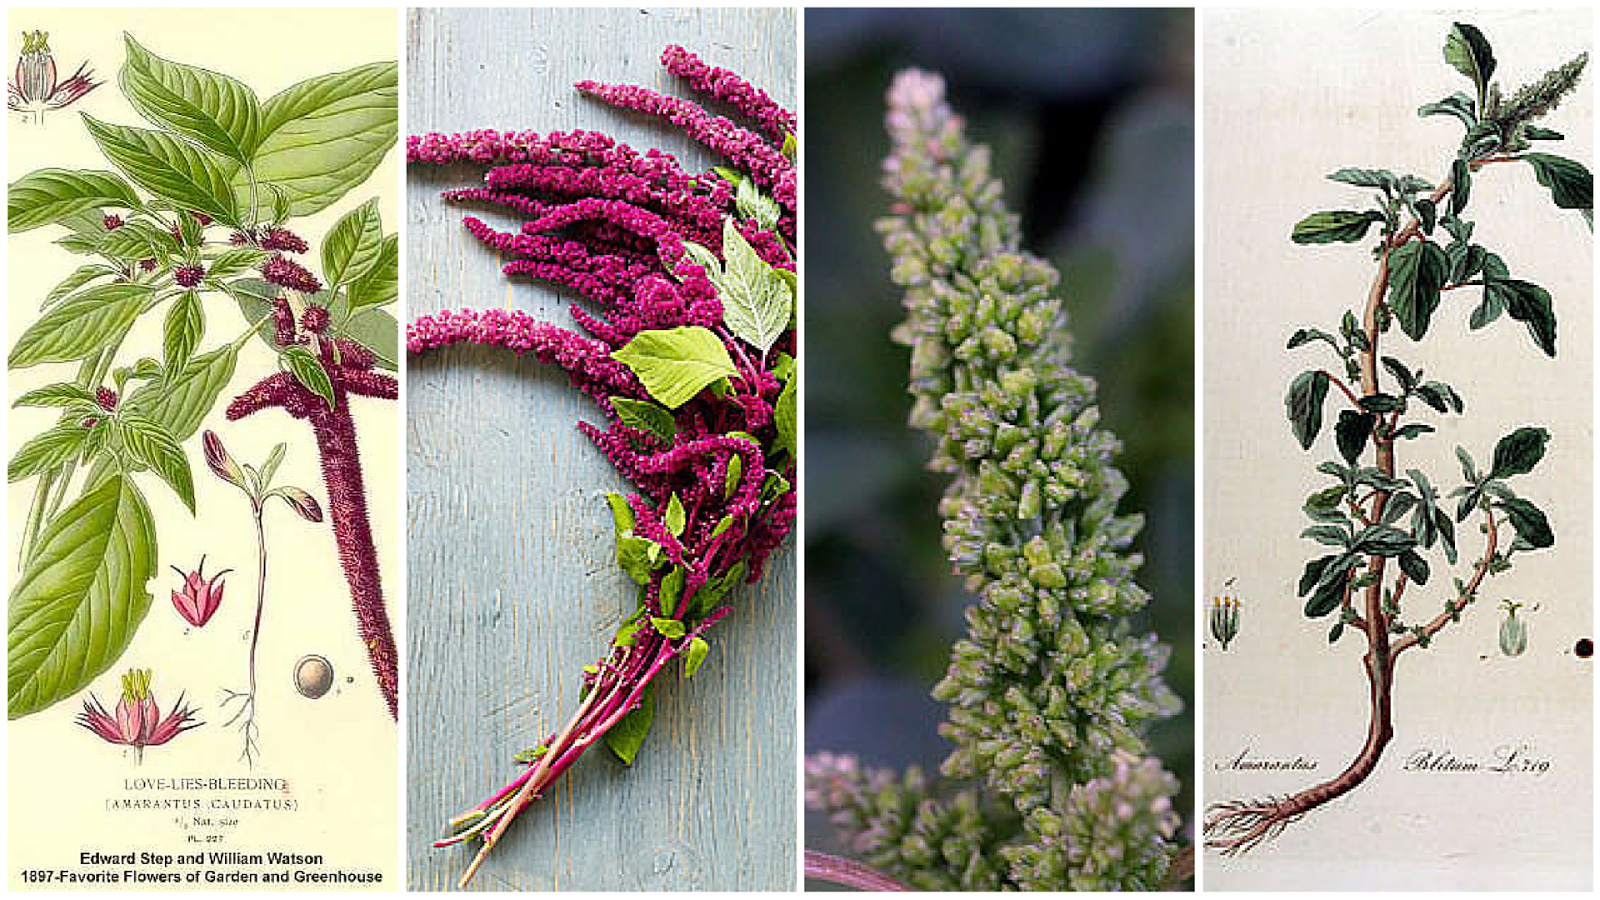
xmin=293 ymin=654 xmax=334 ymax=698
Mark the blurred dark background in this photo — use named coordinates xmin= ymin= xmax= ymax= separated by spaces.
xmin=803 ymin=6 xmax=1196 ymax=855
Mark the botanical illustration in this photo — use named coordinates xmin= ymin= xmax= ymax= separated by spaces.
xmin=8 ymin=30 xmax=100 ymax=123
xmin=406 ymin=41 xmax=796 ymax=888
xmin=1204 ymin=22 xmax=1590 ymax=854
xmin=803 ymin=68 xmax=1185 ymax=891
xmin=76 ymin=666 xmax=200 ymax=764
xmin=7 ymin=32 xmax=399 ymax=734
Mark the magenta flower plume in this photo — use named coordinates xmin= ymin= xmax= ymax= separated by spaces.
xmin=170 ymin=555 xmax=231 ymax=628
xmin=261 ymin=226 xmax=308 ymax=254
xmin=260 ymin=254 xmax=322 ymax=293
xmin=76 ymin=669 xmax=201 ymax=764
xmin=408 ymin=45 xmax=796 ymax=887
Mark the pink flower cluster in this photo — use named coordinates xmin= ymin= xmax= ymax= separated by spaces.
xmin=661 ymin=44 xmax=796 ymax=143
xmin=260 ymin=254 xmax=322 ymax=294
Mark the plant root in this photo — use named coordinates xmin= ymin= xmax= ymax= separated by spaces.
xmin=1202 ymin=794 xmax=1308 ymax=855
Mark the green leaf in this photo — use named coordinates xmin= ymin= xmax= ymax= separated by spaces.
xmin=8 ymin=425 xmax=89 ymax=482
xmin=162 ymin=291 xmax=204 ymax=377
xmin=1302 ymin=524 xmax=1352 ymax=548
xmin=1490 ymin=427 xmax=1550 ymax=479
xmin=1525 ymin=125 xmax=1564 ymax=141
xmin=346 ymin=233 xmax=398 ymax=309
xmin=1285 ymin=370 xmax=1330 ymax=450
xmin=1358 ymin=393 xmax=1402 ymax=414
xmin=41 ymin=264 xmax=118 ymax=309
xmin=774 ymin=372 xmax=797 ymax=459
xmin=724 ymin=455 xmax=743 ymax=501
xmin=1291 ymin=210 xmax=1384 ymax=244
xmin=202 ymin=247 xmax=269 ymax=281
xmin=9 ymin=283 xmax=153 ymax=369
xmin=1286 ymin=327 xmax=1338 ymax=351
xmin=119 ymin=413 xmax=195 ymax=513
xmin=735 ymin=178 xmax=781 ymax=231
xmin=97 ymin=219 xmax=177 ymax=262
xmin=605 ymin=492 xmax=635 ymax=535
xmin=321 ymin=197 xmax=384 ymax=289
xmin=650 ymin=617 xmax=686 ymax=640
xmin=1450 ymin=158 xmax=1472 ymax=216
xmin=1443 ymin=22 xmax=1496 ymax=101
xmin=615 ymin=536 xmax=661 ymax=584
xmin=659 ymin=566 xmax=686 ymax=616
xmin=603 ymin=684 xmax=654 ymax=766
xmin=683 ymin=637 xmax=710 ymax=678
xmin=1353 ymin=524 xmax=1416 ymax=557
xmin=610 ymin=397 xmax=676 ymax=444
xmin=1398 ymin=550 xmax=1430 ymax=586
xmin=1417 ymin=92 xmax=1477 ymax=129
xmin=717 ymin=220 xmax=790 ymax=355
xmin=122 ymin=343 xmax=238 ymax=441
xmin=611 ymin=326 xmax=738 ymax=409
xmin=1387 ymin=240 xmax=1449 ymax=340
xmin=119 ymin=34 xmax=260 ymax=164
xmin=1498 ymin=498 xmax=1554 ymax=549
xmin=9 ymin=476 xmax=157 ymax=718
xmin=1488 ymin=278 xmax=1557 ymax=356
xmin=13 ymin=384 xmax=97 ymax=408
xmin=281 ymin=346 xmax=335 ymax=410
xmin=1304 ymin=555 xmax=1356 ymax=617
xmin=1326 ymin=168 xmax=1395 ymax=189
xmin=1335 ymin=411 xmax=1375 ymax=464
xmin=665 ymin=493 xmax=686 ymax=537
xmin=8 ymin=169 xmax=139 ymax=232
xmin=81 ymin=114 xmax=238 ymax=224
xmin=242 ymin=61 xmax=398 ymax=217
xmin=1522 ymin=153 xmax=1592 ymax=211
xmin=1394 ymin=423 xmax=1435 ymax=440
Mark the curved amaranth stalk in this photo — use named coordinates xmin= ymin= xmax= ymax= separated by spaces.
xmin=227 ymin=300 xmax=399 ymax=718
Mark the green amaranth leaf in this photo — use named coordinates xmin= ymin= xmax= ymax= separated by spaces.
xmin=9 ymin=283 xmax=153 ymax=369
xmin=665 ymin=493 xmax=686 ymax=537
xmin=81 ymin=114 xmax=238 ymax=225
xmin=774 ymin=372 xmax=796 ymax=458
xmin=1285 ymin=370 xmax=1329 ymax=450
xmin=1291 ymin=210 xmax=1383 ymax=244
xmin=1387 ymin=240 xmax=1449 ymax=340
xmin=202 ymin=247 xmax=269 ymax=281
xmin=282 ymin=346 xmax=335 ymax=410
xmin=1418 ymin=92 xmax=1477 ymax=129
xmin=13 ymin=383 xmax=97 ymax=408
xmin=610 ymin=397 xmax=676 ymax=444
xmin=8 ymin=425 xmax=89 ymax=482
xmin=605 ymin=492 xmax=635 ymax=535
xmin=41 ymin=264 xmax=118 ymax=309
xmin=1498 ymin=497 xmax=1554 ymax=548
xmin=1521 ymin=153 xmax=1592 ymax=212
xmin=717 ymin=220 xmax=791 ymax=355
xmin=1488 ymin=278 xmax=1557 ymax=356
xmin=683 ymin=637 xmax=710 ymax=678
xmin=7 ymin=169 xmax=139 ymax=233
xmin=650 ymin=617 xmax=686 ymax=640
xmin=122 ymin=343 xmax=238 ymax=441
xmin=97 ymin=219 xmax=178 ymax=262
xmin=346 ymin=233 xmax=398 ymax=309
xmin=1490 ymin=427 xmax=1550 ymax=479
xmin=1334 ymin=410 xmax=1375 ymax=464
xmin=162 ymin=291 xmax=204 ymax=378
xmin=735 ymin=177 xmax=781 ymax=231
xmin=240 ymin=61 xmax=398 ymax=217
xmin=603 ymin=683 xmax=655 ymax=766
xmin=9 ymin=476 xmax=158 ymax=718
xmin=611 ymin=326 xmax=738 ymax=409
xmin=321 ymin=197 xmax=385 ymax=290
xmin=119 ymin=33 xmax=260 ymax=164
xmin=1443 ymin=22 xmax=1496 ymax=102
xmin=119 ymin=413 xmax=195 ymax=513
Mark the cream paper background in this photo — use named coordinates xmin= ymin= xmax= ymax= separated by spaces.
xmin=6 ymin=8 xmax=399 ymax=889
xmin=1203 ymin=9 xmax=1593 ymax=891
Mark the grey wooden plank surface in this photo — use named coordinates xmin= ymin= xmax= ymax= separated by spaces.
xmin=403 ymin=7 xmax=797 ymax=892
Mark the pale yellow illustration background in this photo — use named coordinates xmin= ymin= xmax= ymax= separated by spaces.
xmin=1204 ymin=9 xmax=1593 ymax=891
xmin=7 ymin=8 xmax=399 ymax=889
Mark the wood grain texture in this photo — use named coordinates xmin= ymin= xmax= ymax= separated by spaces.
xmin=404 ymin=7 xmax=796 ymax=892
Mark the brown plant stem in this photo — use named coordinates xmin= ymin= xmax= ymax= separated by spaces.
xmin=1209 ymin=172 xmax=1502 ymax=853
